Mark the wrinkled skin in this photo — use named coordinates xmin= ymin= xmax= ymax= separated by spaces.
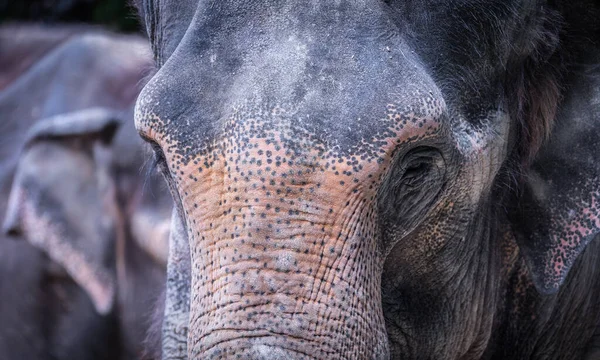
xmin=160 ymin=208 xmax=192 ymax=359
xmin=0 ymin=25 xmax=170 ymax=360
xmin=134 ymin=1 xmax=600 ymax=359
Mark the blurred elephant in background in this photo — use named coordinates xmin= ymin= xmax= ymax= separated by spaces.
xmin=0 ymin=25 xmax=171 ymax=359
xmin=4 ymin=108 xmax=172 ymax=359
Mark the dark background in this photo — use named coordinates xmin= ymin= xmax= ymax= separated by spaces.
xmin=0 ymin=0 xmax=141 ymax=32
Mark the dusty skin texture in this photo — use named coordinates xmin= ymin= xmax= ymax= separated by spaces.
xmin=137 ymin=87 xmax=507 ymax=359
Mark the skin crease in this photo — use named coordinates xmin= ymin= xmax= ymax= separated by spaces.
xmin=133 ymin=1 xmax=600 ymax=359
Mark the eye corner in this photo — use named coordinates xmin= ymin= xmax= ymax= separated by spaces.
xmin=138 ymin=131 xmax=156 ymax=146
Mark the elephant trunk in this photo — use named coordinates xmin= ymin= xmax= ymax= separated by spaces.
xmin=190 ymin=215 xmax=388 ymax=358
xmin=162 ymin=209 xmax=191 ymax=359
xmin=182 ymin=139 xmax=390 ymax=359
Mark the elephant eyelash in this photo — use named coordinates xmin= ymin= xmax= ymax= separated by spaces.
xmin=142 ymin=139 xmax=186 ymax=214
xmin=144 ymin=141 xmax=181 ymax=202
xmin=144 ymin=150 xmax=160 ymax=178
xmin=150 ymin=143 xmax=169 ymax=175
xmin=140 ymin=141 xmax=165 ymax=200
xmin=141 ymin=137 xmax=170 ymax=178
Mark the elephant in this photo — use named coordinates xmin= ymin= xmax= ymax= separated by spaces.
xmin=3 ymin=107 xmax=171 ymax=359
xmin=0 ymin=24 xmax=81 ymax=90
xmin=133 ymin=0 xmax=600 ymax=359
xmin=0 ymin=25 xmax=171 ymax=359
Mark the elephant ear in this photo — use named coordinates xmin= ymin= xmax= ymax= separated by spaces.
xmin=512 ymin=48 xmax=600 ymax=294
xmin=23 ymin=107 xmax=120 ymax=145
xmin=3 ymin=108 xmax=123 ymax=315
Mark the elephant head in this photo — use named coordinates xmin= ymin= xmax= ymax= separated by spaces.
xmin=3 ymin=108 xmax=121 ymax=314
xmin=133 ymin=0 xmax=600 ymax=358
xmin=2 ymin=107 xmax=172 ymax=357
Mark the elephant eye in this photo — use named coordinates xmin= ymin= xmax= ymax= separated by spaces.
xmin=399 ymin=147 xmax=444 ymax=187
xmin=142 ymin=137 xmax=187 ymax=219
xmin=380 ymin=146 xmax=446 ymax=233
xmin=402 ymin=161 xmax=431 ymax=187
xmin=141 ymin=135 xmax=170 ymax=181
xmin=149 ymin=142 xmax=169 ymax=177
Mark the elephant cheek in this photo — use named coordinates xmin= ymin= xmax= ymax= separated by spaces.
xmin=19 ymin=191 xmax=116 ymax=315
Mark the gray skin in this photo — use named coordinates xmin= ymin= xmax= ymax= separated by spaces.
xmin=134 ymin=0 xmax=600 ymax=359
xmin=161 ymin=208 xmax=191 ymax=360
xmin=0 ymin=25 xmax=170 ymax=360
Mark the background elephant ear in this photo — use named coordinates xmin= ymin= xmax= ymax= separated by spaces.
xmin=24 ymin=107 xmax=121 ymax=146
xmin=512 ymin=52 xmax=600 ymax=294
xmin=4 ymin=107 xmax=125 ymax=315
